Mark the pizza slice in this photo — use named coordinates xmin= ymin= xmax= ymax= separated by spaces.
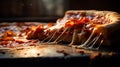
xmin=27 ymin=10 xmax=120 ymax=49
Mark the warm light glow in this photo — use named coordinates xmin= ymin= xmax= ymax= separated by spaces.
xmin=47 ymin=18 xmax=69 ymax=30
xmin=31 ymin=26 xmax=37 ymax=31
xmin=48 ymin=24 xmax=63 ymax=30
xmin=31 ymin=24 xmax=44 ymax=31
xmin=13 ymin=36 xmax=29 ymax=42
xmin=7 ymin=31 xmax=13 ymax=35
xmin=4 ymin=30 xmax=16 ymax=37
xmin=21 ymin=48 xmax=40 ymax=57
xmin=28 ymin=48 xmax=39 ymax=55
xmin=65 ymin=21 xmax=75 ymax=27
xmin=43 ymin=25 xmax=48 ymax=29
xmin=38 ymin=24 xmax=44 ymax=28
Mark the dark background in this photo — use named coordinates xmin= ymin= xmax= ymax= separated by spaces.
xmin=69 ymin=0 xmax=120 ymax=13
xmin=0 ymin=0 xmax=119 ymax=21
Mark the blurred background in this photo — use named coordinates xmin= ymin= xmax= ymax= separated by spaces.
xmin=0 ymin=0 xmax=119 ymax=22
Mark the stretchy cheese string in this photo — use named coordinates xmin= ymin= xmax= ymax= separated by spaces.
xmin=41 ymin=31 xmax=55 ymax=42
xmin=78 ymin=28 xmax=97 ymax=48
xmin=42 ymin=22 xmax=104 ymax=49
xmin=96 ymin=39 xmax=103 ymax=49
xmin=88 ymin=32 xmax=102 ymax=48
xmin=40 ymin=30 xmax=57 ymax=45
xmin=47 ymin=30 xmax=57 ymax=42
xmin=53 ymin=27 xmax=69 ymax=43
xmin=77 ymin=29 xmax=86 ymax=45
xmin=85 ymin=36 xmax=97 ymax=47
xmin=69 ymin=29 xmax=78 ymax=46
